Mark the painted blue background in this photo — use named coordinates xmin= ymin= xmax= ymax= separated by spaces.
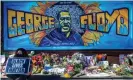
xmin=3 ymin=1 xmax=133 ymax=50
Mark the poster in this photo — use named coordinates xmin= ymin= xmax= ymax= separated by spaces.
xmin=2 ymin=1 xmax=133 ymax=50
xmin=5 ymin=58 xmax=30 ymax=74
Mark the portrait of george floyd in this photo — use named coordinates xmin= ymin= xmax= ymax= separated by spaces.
xmin=39 ymin=11 xmax=83 ymax=46
xmin=29 ymin=2 xmax=103 ymax=47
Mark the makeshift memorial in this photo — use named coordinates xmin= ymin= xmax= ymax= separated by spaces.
xmin=73 ymin=61 xmax=83 ymax=74
xmin=97 ymin=54 xmax=103 ymax=61
xmin=31 ymin=54 xmax=44 ymax=74
xmin=47 ymin=68 xmax=65 ymax=75
xmin=86 ymin=56 xmax=95 ymax=66
xmin=64 ymin=73 xmax=71 ymax=78
xmin=119 ymin=54 xmax=127 ymax=64
xmin=127 ymin=54 xmax=133 ymax=65
xmin=98 ymin=61 xmax=109 ymax=69
xmin=28 ymin=51 xmax=35 ymax=57
xmin=32 ymin=66 xmax=38 ymax=74
xmin=115 ymin=64 xmax=133 ymax=76
xmin=19 ymin=52 xmax=133 ymax=77
xmin=97 ymin=54 xmax=107 ymax=61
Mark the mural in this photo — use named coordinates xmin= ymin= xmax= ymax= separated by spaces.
xmin=2 ymin=1 xmax=133 ymax=50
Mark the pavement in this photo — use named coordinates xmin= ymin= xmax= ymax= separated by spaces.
xmin=1 ymin=75 xmax=133 ymax=80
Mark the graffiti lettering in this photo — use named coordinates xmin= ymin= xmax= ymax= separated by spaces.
xmin=8 ymin=9 xmax=55 ymax=38
xmin=80 ymin=8 xmax=129 ymax=36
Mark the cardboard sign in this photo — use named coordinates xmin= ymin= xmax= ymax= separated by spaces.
xmin=5 ymin=57 xmax=31 ymax=75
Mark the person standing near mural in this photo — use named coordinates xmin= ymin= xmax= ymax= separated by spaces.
xmin=6 ymin=48 xmax=32 ymax=80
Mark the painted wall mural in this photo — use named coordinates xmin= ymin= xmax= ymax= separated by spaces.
xmin=2 ymin=1 xmax=133 ymax=50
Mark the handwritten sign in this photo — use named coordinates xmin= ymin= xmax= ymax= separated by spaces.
xmin=5 ymin=58 xmax=31 ymax=75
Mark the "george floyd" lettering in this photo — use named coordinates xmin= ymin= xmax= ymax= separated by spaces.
xmin=80 ymin=8 xmax=129 ymax=36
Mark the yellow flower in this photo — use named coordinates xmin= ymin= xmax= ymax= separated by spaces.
xmin=64 ymin=73 xmax=71 ymax=78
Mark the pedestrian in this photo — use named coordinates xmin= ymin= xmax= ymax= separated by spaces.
xmin=6 ymin=48 xmax=32 ymax=80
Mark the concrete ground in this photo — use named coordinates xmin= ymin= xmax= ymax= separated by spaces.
xmin=1 ymin=75 xmax=133 ymax=80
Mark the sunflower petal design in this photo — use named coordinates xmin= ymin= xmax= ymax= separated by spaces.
xmin=81 ymin=2 xmax=103 ymax=46
xmin=30 ymin=2 xmax=55 ymax=46
xmin=81 ymin=2 xmax=101 ymax=14
xmin=82 ymin=30 xmax=103 ymax=46
xmin=29 ymin=31 xmax=46 ymax=46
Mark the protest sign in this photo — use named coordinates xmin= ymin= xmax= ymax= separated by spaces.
xmin=5 ymin=57 xmax=30 ymax=75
